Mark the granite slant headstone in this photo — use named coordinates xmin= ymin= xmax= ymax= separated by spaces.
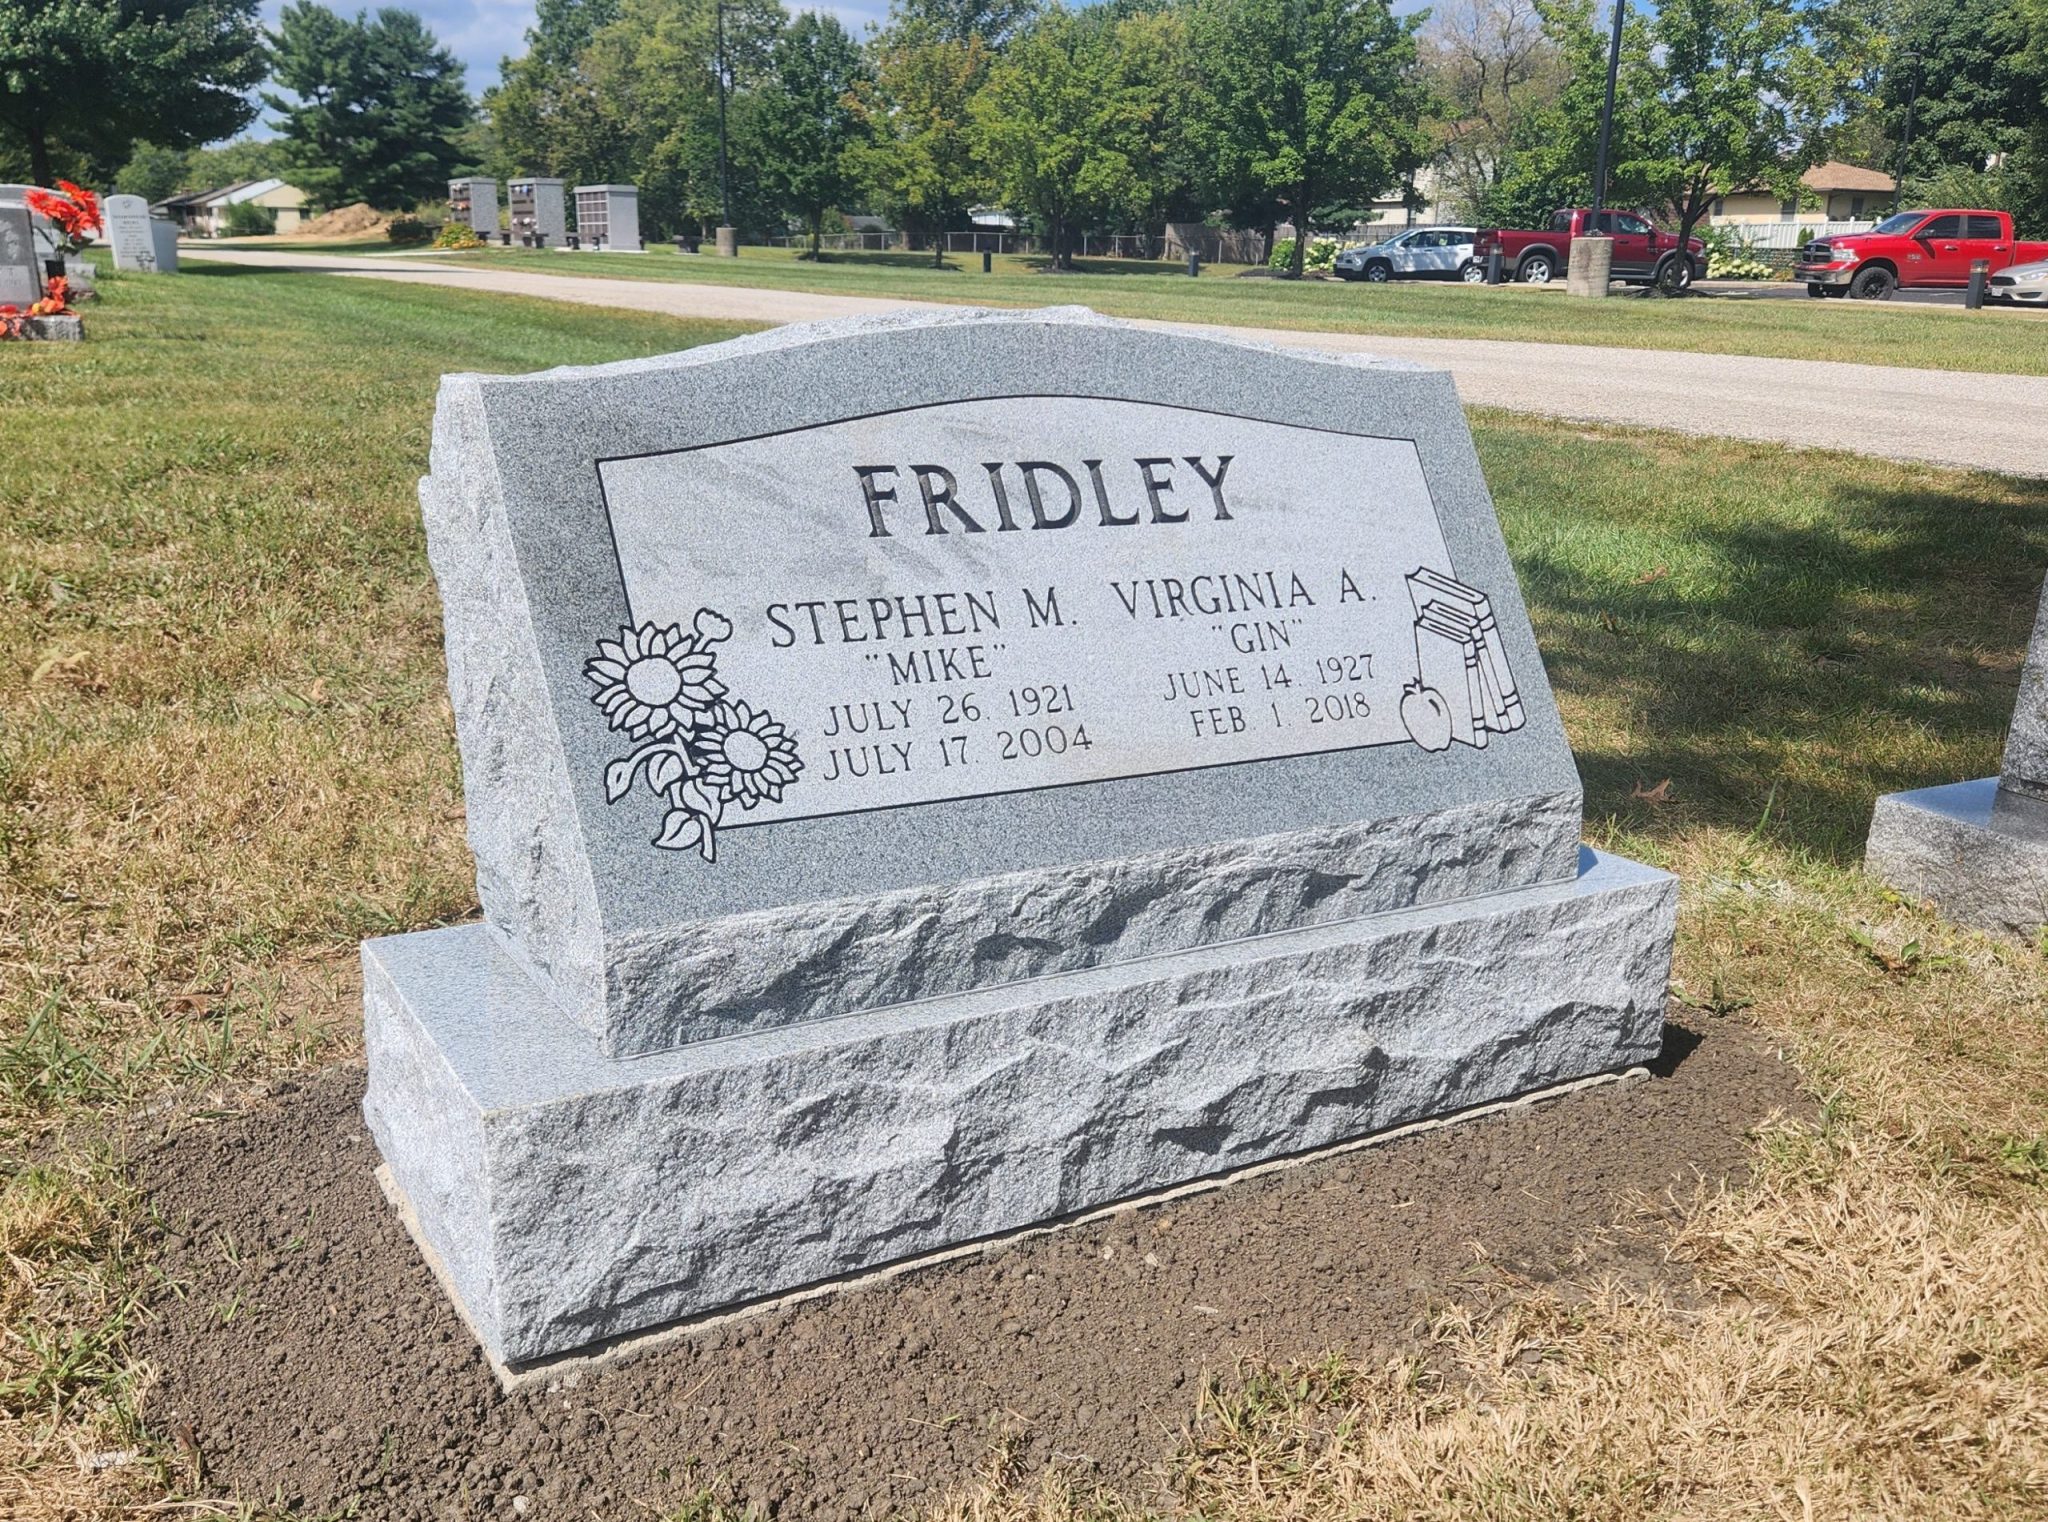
xmin=1868 ymin=572 xmax=2048 ymax=934
xmin=0 ymin=205 xmax=40 ymax=308
xmin=104 ymin=193 xmax=158 ymax=273
xmin=149 ymin=217 xmax=179 ymax=274
xmin=365 ymin=307 xmax=1677 ymax=1375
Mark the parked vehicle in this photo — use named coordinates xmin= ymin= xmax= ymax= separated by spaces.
xmin=1990 ymin=256 xmax=2048 ymax=305
xmin=1471 ymin=209 xmax=1705 ymax=288
xmin=1333 ymin=226 xmax=1480 ymax=283
xmin=1795 ymin=210 xmax=2048 ymax=299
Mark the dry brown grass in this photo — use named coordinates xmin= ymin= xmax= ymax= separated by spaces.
xmin=9 ymin=268 xmax=2048 ymax=1519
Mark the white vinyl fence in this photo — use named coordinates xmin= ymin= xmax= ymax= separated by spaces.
xmin=1715 ymin=219 xmax=1880 ymax=250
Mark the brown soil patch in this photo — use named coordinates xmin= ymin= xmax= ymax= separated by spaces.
xmin=291 ymin=202 xmax=389 ymax=239
xmin=131 ymin=1014 xmax=1803 ymax=1520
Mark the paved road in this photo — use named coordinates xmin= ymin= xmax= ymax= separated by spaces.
xmin=183 ymin=247 xmax=2048 ymax=478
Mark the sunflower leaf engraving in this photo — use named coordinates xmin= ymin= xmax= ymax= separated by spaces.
xmin=584 ymin=609 xmax=802 ymax=862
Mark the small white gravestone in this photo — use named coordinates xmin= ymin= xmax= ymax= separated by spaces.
xmin=105 ymin=194 xmax=159 ymax=272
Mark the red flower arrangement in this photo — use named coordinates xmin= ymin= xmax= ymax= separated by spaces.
xmin=0 ymin=275 xmax=76 ymax=338
xmin=22 ymin=181 xmax=102 ymax=254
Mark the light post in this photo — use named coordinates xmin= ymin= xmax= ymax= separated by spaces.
xmin=1891 ymin=51 xmax=1922 ymax=213
xmin=1590 ymin=0 xmax=1626 ymax=221
xmin=715 ymin=0 xmax=737 ymax=256
xmin=1570 ymin=0 xmax=1626 ymax=296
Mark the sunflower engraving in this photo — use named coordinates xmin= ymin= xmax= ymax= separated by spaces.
xmin=584 ymin=618 xmax=725 ymax=740
xmin=584 ymin=608 xmax=799 ymax=863
xmin=694 ymin=701 xmax=802 ymax=809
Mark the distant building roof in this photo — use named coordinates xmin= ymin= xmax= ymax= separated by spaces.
xmin=1801 ymin=161 xmax=1895 ymax=193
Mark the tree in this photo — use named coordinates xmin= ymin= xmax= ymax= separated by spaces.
xmin=887 ymin=0 xmax=1038 ymax=50
xmin=486 ymin=0 xmax=630 ymax=182
xmin=563 ymin=0 xmax=785 ymax=238
xmin=265 ymin=4 xmax=473 ymax=211
xmin=752 ymin=12 xmax=870 ymax=255
xmin=1640 ymin=0 xmax=1829 ymax=251
xmin=115 ymin=143 xmax=195 ymax=203
xmin=972 ymin=6 xmax=1174 ymax=269
xmin=1482 ymin=0 xmax=1662 ymax=227
xmin=0 ymin=0 xmax=265 ymax=186
xmin=1190 ymin=0 xmax=1428 ymax=276
xmin=847 ymin=14 xmax=990 ymax=264
xmin=1419 ymin=0 xmax=1567 ymax=222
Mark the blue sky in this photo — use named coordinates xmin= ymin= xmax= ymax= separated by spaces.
xmin=257 ymin=0 xmax=895 ymax=94
xmin=258 ymin=0 xmax=1433 ymax=99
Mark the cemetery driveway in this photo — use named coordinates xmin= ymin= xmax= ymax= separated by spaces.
xmin=185 ymin=247 xmax=2048 ymax=478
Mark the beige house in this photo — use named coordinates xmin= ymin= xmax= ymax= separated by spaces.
xmin=154 ymin=179 xmax=311 ymax=236
xmin=1711 ymin=161 xmax=1896 ymax=226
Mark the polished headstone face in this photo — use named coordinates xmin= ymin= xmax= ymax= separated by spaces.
xmin=0 ymin=206 xmax=38 ymax=307
xmin=421 ymin=309 xmax=1585 ymax=1056
xmin=103 ymin=194 xmax=157 ymax=273
xmin=2001 ymin=575 xmax=2048 ymax=801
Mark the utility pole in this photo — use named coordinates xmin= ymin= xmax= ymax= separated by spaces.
xmin=715 ymin=0 xmax=737 ymax=255
xmin=1589 ymin=0 xmax=1626 ymax=220
xmin=1891 ymin=52 xmax=1922 ymax=213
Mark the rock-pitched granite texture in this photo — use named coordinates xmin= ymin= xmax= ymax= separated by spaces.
xmin=419 ymin=308 xmax=1584 ymax=1057
xmin=366 ymin=849 xmax=1675 ymax=1371
xmin=1867 ymin=572 xmax=2048 ymax=935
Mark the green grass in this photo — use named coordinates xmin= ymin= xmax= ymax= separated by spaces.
xmin=295 ymin=240 xmax=2048 ymax=377
xmin=5 ymin=261 xmax=2048 ymax=1518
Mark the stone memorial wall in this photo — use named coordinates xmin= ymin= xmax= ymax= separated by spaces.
xmin=366 ymin=307 xmax=1677 ymax=1375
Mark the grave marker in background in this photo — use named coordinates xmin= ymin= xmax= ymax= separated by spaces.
xmin=1869 ymin=575 xmax=2048 ymax=933
xmin=365 ymin=307 xmax=1677 ymax=1376
xmin=105 ymin=194 xmax=158 ymax=272
xmin=0 ymin=206 xmax=38 ymax=307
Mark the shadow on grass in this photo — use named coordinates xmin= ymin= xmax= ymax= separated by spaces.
xmin=1518 ymin=470 xmax=2048 ymax=863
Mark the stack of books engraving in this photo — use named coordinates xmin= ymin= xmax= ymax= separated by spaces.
xmin=1407 ymin=567 xmax=1526 ymax=749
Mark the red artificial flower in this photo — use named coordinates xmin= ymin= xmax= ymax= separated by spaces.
xmin=28 ymin=274 xmax=73 ymax=317
xmin=23 ymin=183 xmax=102 ymax=248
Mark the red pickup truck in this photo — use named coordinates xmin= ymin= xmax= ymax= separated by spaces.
xmin=1795 ymin=209 xmax=2048 ymax=299
xmin=1472 ymin=208 xmax=1706 ymax=288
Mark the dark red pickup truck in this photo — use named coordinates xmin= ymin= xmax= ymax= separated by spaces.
xmin=1472 ymin=208 xmax=1705 ymax=288
xmin=1794 ymin=209 xmax=2048 ymax=298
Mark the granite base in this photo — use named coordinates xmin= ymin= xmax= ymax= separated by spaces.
xmin=363 ymin=849 xmax=1676 ymax=1370
xmin=1866 ymin=777 xmax=2048 ymax=936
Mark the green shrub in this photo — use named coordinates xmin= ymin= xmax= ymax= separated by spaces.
xmin=1698 ymin=224 xmax=1776 ymax=281
xmin=220 ymin=201 xmax=276 ymax=237
xmin=387 ymin=216 xmax=432 ymax=246
xmin=433 ymin=222 xmax=487 ymax=250
xmin=1267 ymin=236 xmax=1341 ymax=275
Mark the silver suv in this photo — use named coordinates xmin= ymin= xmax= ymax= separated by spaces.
xmin=1333 ymin=226 xmax=1482 ymax=283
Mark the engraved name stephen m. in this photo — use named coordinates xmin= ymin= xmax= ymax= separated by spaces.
xmin=854 ymin=456 xmax=1235 ymax=538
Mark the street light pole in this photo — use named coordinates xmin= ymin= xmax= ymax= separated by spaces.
xmin=715 ymin=0 xmax=736 ymax=255
xmin=1589 ymin=0 xmax=1626 ymax=220
xmin=1891 ymin=52 xmax=1922 ymax=213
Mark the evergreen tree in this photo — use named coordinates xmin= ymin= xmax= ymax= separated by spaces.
xmin=265 ymin=5 xmax=473 ymax=210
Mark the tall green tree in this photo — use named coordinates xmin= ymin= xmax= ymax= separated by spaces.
xmin=1641 ymin=0 xmax=1830 ymax=249
xmin=486 ymin=0 xmax=630 ymax=182
xmin=567 ymin=0 xmax=784 ymax=237
xmin=1483 ymin=0 xmax=1664 ymax=226
xmin=1190 ymin=0 xmax=1428 ymax=276
xmin=752 ymin=12 xmax=870 ymax=254
xmin=846 ymin=12 xmax=990 ymax=263
xmin=0 ymin=0 xmax=265 ymax=186
xmin=266 ymin=5 xmax=473 ymax=210
xmin=971 ymin=6 xmax=1174 ymax=268
xmin=888 ymin=0 xmax=1038 ymax=49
